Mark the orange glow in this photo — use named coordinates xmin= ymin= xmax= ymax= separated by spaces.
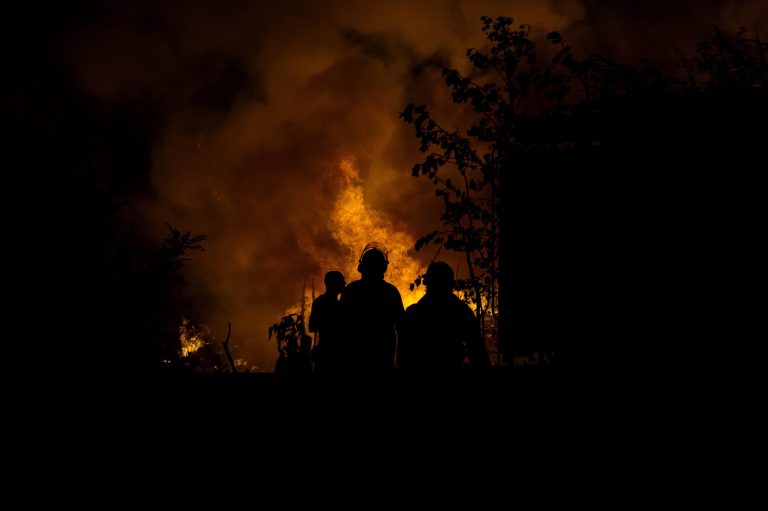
xmin=294 ymin=157 xmax=425 ymax=321
xmin=179 ymin=317 xmax=205 ymax=357
xmin=330 ymin=158 xmax=425 ymax=308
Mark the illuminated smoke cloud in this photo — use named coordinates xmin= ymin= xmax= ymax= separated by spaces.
xmin=62 ymin=0 xmax=767 ymax=369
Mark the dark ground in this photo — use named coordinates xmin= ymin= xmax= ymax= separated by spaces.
xmin=14 ymin=364 xmax=762 ymax=510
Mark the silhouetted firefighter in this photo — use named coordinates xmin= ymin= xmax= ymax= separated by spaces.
xmin=308 ymin=270 xmax=346 ymax=372
xmin=397 ymin=261 xmax=490 ymax=372
xmin=339 ymin=243 xmax=404 ymax=371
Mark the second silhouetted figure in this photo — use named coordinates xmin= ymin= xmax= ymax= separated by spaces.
xmin=397 ymin=261 xmax=490 ymax=372
xmin=339 ymin=243 xmax=404 ymax=371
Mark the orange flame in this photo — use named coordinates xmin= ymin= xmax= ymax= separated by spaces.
xmin=179 ymin=317 xmax=206 ymax=357
xmin=331 ymin=159 xmax=425 ymax=307
xmin=298 ymin=157 xmax=425 ymax=312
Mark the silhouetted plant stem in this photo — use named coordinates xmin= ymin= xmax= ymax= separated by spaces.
xmin=222 ymin=322 xmax=237 ymax=373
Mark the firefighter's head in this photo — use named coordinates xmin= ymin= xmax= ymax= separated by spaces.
xmin=324 ymin=271 xmax=346 ymax=295
xmin=357 ymin=242 xmax=389 ymax=279
xmin=424 ymin=261 xmax=454 ymax=294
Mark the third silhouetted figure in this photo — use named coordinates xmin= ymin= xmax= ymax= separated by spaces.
xmin=397 ymin=261 xmax=490 ymax=372
xmin=340 ymin=243 xmax=404 ymax=371
xmin=309 ymin=270 xmax=346 ymax=372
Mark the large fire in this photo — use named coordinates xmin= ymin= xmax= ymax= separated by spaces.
xmin=298 ymin=157 xmax=426 ymax=313
xmin=183 ymin=158 xmax=426 ymax=369
xmin=331 ymin=159 xmax=426 ymax=307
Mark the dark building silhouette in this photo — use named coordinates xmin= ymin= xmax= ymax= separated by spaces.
xmin=500 ymin=90 xmax=767 ymax=378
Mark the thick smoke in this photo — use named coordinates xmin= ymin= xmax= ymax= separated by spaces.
xmin=63 ymin=0 xmax=767 ymax=370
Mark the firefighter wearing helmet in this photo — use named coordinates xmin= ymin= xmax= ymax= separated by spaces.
xmin=338 ymin=242 xmax=404 ymax=371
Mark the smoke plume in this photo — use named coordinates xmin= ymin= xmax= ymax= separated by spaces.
xmin=61 ymin=0 xmax=767 ymax=369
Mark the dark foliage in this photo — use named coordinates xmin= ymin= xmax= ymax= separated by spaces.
xmin=269 ymin=313 xmax=312 ymax=374
xmin=402 ymin=18 xmax=767 ymax=370
xmin=7 ymin=15 xmax=208 ymax=382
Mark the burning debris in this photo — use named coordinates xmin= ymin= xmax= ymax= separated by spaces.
xmin=179 ymin=317 xmax=207 ymax=358
xmin=178 ymin=318 xmax=255 ymax=372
